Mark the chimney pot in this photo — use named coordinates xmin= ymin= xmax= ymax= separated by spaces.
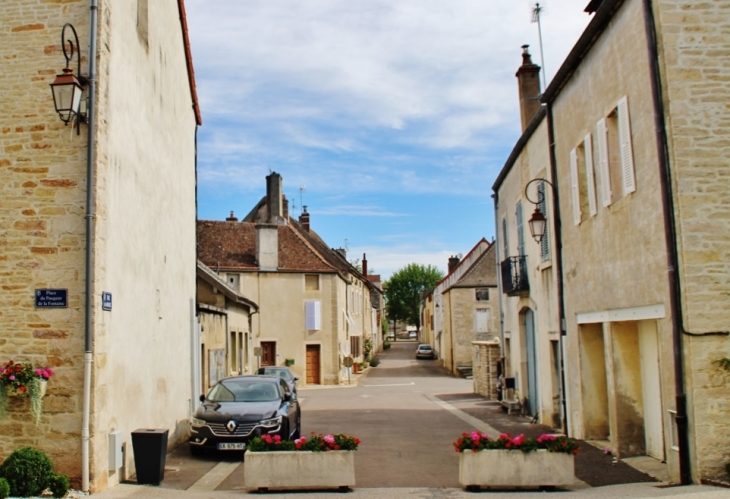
xmin=516 ymin=45 xmax=542 ymax=132
xmin=362 ymin=253 xmax=368 ymax=276
xmin=226 ymin=211 xmax=238 ymax=222
xmin=299 ymin=205 xmax=310 ymax=232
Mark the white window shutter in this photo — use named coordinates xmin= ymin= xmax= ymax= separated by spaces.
xmin=617 ymin=96 xmax=636 ymax=195
xmin=305 ymin=301 xmax=321 ymax=330
xmin=596 ymin=118 xmax=612 ymax=207
xmin=570 ymin=148 xmax=581 ymax=225
xmin=475 ymin=309 xmax=489 ymax=332
xmin=584 ymin=133 xmax=597 ymax=217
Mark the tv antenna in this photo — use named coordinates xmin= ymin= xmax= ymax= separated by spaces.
xmin=531 ymin=2 xmax=547 ymax=91
xmin=299 ymin=186 xmax=306 ymax=215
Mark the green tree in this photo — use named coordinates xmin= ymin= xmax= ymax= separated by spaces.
xmin=384 ymin=263 xmax=443 ymax=330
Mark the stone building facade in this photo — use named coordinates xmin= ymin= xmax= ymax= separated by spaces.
xmin=493 ymin=0 xmax=730 ymax=484
xmin=0 ymin=0 xmax=200 ymax=492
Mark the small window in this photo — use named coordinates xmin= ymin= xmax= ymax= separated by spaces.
xmin=475 ymin=289 xmax=490 ymax=301
xmin=305 ymin=274 xmax=319 ymax=291
xmin=305 ymin=301 xmax=321 ymax=330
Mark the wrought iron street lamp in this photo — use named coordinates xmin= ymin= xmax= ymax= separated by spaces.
xmin=524 ymin=178 xmax=554 ymax=244
xmin=50 ymin=23 xmax=87 ymax=133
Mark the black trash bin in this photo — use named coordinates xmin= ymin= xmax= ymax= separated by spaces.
xmin=131 ymin=428 xmax=169 ymax=485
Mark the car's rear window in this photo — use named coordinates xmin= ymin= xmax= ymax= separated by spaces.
xmin=208 ymin=380 xmax=280 ymax=402
xmin=261 ymin=368 xmax=293 ymax=382
xmin=418 ymin=345 xmax=432 ymax=351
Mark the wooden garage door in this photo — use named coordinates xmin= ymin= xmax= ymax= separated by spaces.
xmin=306 ymin=345 xmax=320 ymax=384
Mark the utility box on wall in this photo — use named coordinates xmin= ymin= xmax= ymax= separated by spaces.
xmin=108 ymin=431 xmax=124 ymax=471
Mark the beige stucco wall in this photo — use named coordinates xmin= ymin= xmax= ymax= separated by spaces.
xmin=551 ymin=0 xmax=675 ymax=480
xmin=655 ymin=0 xmax=730 ymax=481
xmin=241 ymin=271 xmax=347 ymax=385
xmin=1 ymin=0 xmax=197 ymax=492
xmin=90 ymin=0 xmax=198 ymax=490
xmin=495 ymin=116 xmax=563 ymax=426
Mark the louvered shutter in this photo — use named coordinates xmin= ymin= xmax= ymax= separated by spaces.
xmin=516 ymin=202 xmax=525 ymax=255
xmin=538 ymin=181 xmax=550 ymax=261
xmin=617 ymin=96 xmax=636 ymax=195
xmin=305 ymin=301 xmax=321 ymax=330
xmin=570 ymin=148 xmax=581 ymax=225
xmin=584 ymin=133 xmax=597 ymax=217
xmin=502 ymin=218 xmax=509 ymax=258
xmin=596 ymin=118 xmax=612 ymax=207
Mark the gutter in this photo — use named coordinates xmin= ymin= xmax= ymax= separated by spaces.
xmin=641 ymin=0 xmax=691 ymax=484
xmin=545 ymin=103 xmax=569 ymax=436
xmin=81 ymin=0 xmax=98 ymax=492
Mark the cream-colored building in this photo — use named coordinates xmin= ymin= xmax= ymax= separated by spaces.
xmin=196 ymin=261 xmax=258 ymax=393
xmin=440 ymin=243 xmax=499 ymax=377
xmin=0 ymin=0 xmax=201 ymax=492
xmin=494 ymin=0 xmax=730 ymax=484
xmin=197 ymin=173 xmax=383 ymax=386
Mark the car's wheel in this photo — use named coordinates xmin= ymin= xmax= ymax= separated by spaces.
xmin=190 ymin=444 xmax=204 ymax=457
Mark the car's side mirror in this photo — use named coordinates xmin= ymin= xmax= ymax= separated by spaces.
xmin=199 ymin=394 xmax=205 ymax=402
xmin=283 ymin=392 xmax=292 ymax=401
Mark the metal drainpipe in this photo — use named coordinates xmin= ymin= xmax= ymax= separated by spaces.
xmin=491 ymin=193 xmax=506 ymax=384
xmin=81 ymin=0 xmax=98 ymax=492
xmin=641 ymin=0 xmax=691 ymax=484
xmin=545 ymin=103 xmax=569 ymax=437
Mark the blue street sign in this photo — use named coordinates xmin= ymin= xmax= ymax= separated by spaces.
xmin=102 ymin=292 xmax=112 ymax=311
xmin=35 ymin=289 xmax=68 ymax=308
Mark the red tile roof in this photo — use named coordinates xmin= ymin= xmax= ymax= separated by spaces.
xmin=196 ymin=220 xmax=337 ymax=273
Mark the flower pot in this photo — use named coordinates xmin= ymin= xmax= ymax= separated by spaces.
xmin=244 ymin=451 xmax=355 ymax=491
xmin=459 ymin=449 xmax=575 ymax=489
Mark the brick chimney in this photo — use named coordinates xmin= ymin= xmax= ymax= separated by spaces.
xmin=448 ymin=255 xmax=460 ymax=273
xmin=299 ymin=206 xmax=310 ymax=232
xmin=362 ymin=253 xmax=368 ymax=276
xmin=225 ymin=210 xmax=238 ymax=222
xmin=266 ymin=172 xmax=284 ymax=223
xmin=516 ymin=45 xmax=542 ymax=132
xmin=283 ymin=194 xmax=289 ymax=220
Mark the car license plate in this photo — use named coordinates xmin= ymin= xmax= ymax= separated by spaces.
xmin=217 ymin=443 xmax=245 ymax=450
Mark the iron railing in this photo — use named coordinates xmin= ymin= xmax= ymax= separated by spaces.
xmin=500 ymin=256 xmax=529 ymax=296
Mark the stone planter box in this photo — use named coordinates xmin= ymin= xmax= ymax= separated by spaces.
xmin=459 ymin=449 xmax=575 ymax=489
xmin=244 ymin=451 xmax=355 ymax=491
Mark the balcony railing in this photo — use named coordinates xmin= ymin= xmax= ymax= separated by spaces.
xmin=500 ymin=256 xmax=529 ymax=296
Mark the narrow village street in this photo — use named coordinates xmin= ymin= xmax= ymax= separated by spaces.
xmin=84 ymin=342 xmax=725 ymax=499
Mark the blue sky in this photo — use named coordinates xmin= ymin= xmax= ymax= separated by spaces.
xmin=185 ymin=1 xmax=592 ymax=280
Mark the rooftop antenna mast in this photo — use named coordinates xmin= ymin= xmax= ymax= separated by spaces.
xmin=531 ymin=2 xmax=547 ymax=91
xmin=299 ymin=186 xmax=306 ymax=215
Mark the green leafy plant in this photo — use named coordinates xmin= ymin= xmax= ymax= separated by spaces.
xmin=284 ymin=358 xmax=295 ymax=367
xmin=0 ymin=361 xmax=53 ymax=424
xmin=248 ymin=434 xmax=295 ymax=452
xmin=0 ymin=478 xmax=9 ymax=499
xmin=49 ymin=472 xmax=70 ymax=498
xmin=369 ymin=358 xmax=380 ymax=367
xmin=0 ymin=447 xmax=54 ymax=497
xmin=453 ymin=432 xmax=579 ymax=455
xmin=383 ymin=340 xmax=391 ymax=350
xmin=364 ymin=339 xmax=373 ymax=361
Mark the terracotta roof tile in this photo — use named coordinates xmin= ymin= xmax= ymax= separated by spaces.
xmin=196 ymin=220 xmax=336 ymax=273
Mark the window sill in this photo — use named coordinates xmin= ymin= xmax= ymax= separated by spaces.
xmin=539 ymin=260 xmax=553 ymax=271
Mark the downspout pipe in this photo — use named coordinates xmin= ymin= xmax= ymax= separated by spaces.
xmin=641 ymin=0 xmax=691 ymax=484
xmin=545 ymin=103 xmax=569 ymax=437
xmin=491 ymin=193 xmax=506 ymax=384
xmin=82 ymin=0 xmax=98 ymax=492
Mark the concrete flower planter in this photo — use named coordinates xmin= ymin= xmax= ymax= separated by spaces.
xmin=244 ymin=450 xmax=355 ymax=491
xmin=459 ymin=449 xmax=575 ymax=489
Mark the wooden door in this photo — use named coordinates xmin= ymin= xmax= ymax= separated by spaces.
xmin=261 ymin=342 xmax=276 ymax=366
xmin=306 ymin=345 xmax=320 ymax=384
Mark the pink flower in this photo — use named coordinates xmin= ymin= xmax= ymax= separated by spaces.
xmin=481 ymin=433 xmax=490 ymax=441
xmin=511 ymin=434 xmax=525 ymax=446
xmin=324 ymin=435 xmax=335 ymax=444
xmin=9 ymin=375 xmax=14 ymax=381
xmin=470 ymin=432 xmax=480 ymax=442
xmin=499 ymin=433 xmax=510 ymax=440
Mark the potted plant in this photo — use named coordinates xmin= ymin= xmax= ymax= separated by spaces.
xmin=244 ymin=432 xmax=360 ymax=491
xmin=0 ymin=361 xmax=53 ymax=426
xmin=454 ymin=432 xmax=578 ymax=490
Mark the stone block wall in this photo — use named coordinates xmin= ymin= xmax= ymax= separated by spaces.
xmin=0 ymin=0 xmax=88 ymax=482
xmin=473 ymin=341 xmax=501 ymax=400
xmin=656 ymin=0 xmax=730 ymax=481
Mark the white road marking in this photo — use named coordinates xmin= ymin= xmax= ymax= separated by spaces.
xmin=187 ymin=461 xmax=240 ymax=492
xmin=360 ymin=382 xmax=415 ymax=387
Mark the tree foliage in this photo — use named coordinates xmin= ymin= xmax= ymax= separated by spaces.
xmin=384 ymin=263 xmax=443 ymax=328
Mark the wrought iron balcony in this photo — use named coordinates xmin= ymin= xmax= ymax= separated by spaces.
xmin=500 ymin=256 xmax=529 ymax=296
